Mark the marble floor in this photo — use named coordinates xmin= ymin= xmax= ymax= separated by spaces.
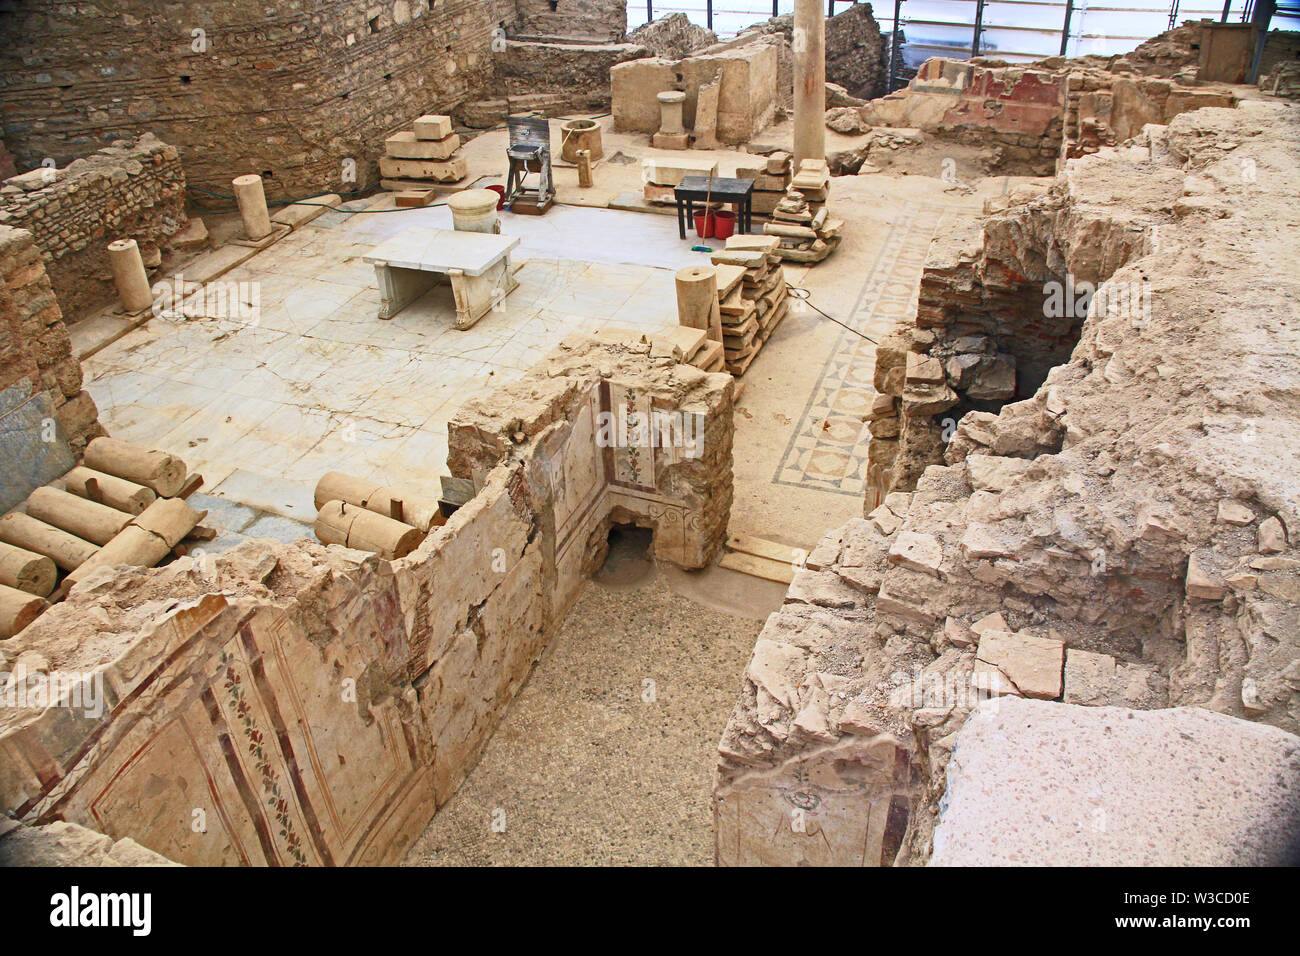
xmin=82 ymin=174 xmax=1005 ymax=553
xmin=82 ymin=201 xmax=695 ymax=549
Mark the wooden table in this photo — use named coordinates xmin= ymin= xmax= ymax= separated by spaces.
xmin=363 ymin=227 xmax=520 ymax=329
xmin=673 ymin=176 xmax=756 ymax=240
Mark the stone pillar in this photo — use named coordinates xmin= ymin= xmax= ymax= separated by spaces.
xmin=653 ymin=91 xmax=689 ymax=150
xmin=675 ymin=265 xmax=723 ymax=343
xmin=106 ymin=239 xmax=154 ymax=313
xmin=232 ymin=174 xmax=273 ymax=240
xmin=793 ymin=0 xmax=826 ymax=169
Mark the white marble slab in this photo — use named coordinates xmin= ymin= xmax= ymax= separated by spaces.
xmin=363 ymin=227 xmax=520 ymax=276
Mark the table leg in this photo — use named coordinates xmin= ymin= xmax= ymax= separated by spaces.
xmin=677 ymin=198 xmax=685 ymax=240
xmin=375 ymin=264 xmax=438 ymax=319
xmin=450 ymin=259 xmax=517 ymax=331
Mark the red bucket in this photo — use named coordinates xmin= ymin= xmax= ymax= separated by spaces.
xmin=713 ymin=209 xmax=737 ymax=240
xmin=694 ymin=211 xmax=714 ymax=239
xmin=487 ymin=184 xmax=506 ymax=210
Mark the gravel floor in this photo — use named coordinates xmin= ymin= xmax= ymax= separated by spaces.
xmin=402 ymin=532 xmax=764 ymax=866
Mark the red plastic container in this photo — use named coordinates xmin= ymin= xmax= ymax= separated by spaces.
xmin=487 ymin=184 xmax=506 ymax=210
xmin=713 ymin=209 xmax=737 ymax=240
xmin=694 ymin=211 xmax=714 ymax=238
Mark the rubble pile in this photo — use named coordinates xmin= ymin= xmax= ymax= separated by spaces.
xmin=716 ymin=103 xmax=1300 ymax=866
xmin=763 ymin=159 xmax=843 ymax=263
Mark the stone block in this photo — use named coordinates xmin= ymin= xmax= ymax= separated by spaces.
xmin=888 ymin=530 xmax=943 ymax=577
xmin=413 ymin=114 xmax=454 ymax=141
xmin=385 ymin=130 xmax=461 ymax=161
xmin=377 ymin=156 xmax=468 ymax=182
xmin=931 ymin=698 xmax=1300 ymax=865
xmin=646 ymin=158 xmax=717 ymax=186
xmin=975 ymin=629 xmax=1064 ymax=700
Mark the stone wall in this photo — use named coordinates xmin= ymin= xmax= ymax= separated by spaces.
xmin=505 ymin=0 xmax=628 ymax=41
xmin=716 ymin=103 xmax=1300 ymax=865
xmin=0 ymin=226 xmax=102 ymax=514
xmin=0 ymin=134 xmax=188 ymax=323
xmin=611 ymin=40 xmax=781 ymax=146
xmin=1061 ymin=70 xmax=1236 ymax=162
xmin=735 ymin=3 xmax=888 ymax=101
xmin=0 ymin=0 xmax=496 ymax=202
xmin=628 ymin=13 xmax=717 ymax=60
xmin=492 ymin=40 xmax=650 ymax=118
xmin=860 ymin=58 xmax=1065 ymax=176
xmin=0 ymin=337 xmax=734 ymax=866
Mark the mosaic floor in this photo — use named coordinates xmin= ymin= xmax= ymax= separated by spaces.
xmin=773 ymin=203 xmax=955 ymax=498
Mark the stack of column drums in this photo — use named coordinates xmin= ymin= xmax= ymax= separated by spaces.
xmin=313 ymin=472 xmax=446 ymax=560
xmin=0 ymin=437 xmax=205 ymax=638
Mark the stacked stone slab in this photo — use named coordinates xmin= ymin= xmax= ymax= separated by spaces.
xmin=710 ymin=235 xmax=789 ymax=375
xmin=642 ymin=158 xmax=718 ymax=205
xmin=379 ymin=115 xmax=468 ymax=193
xmin=736 ymin=150 xmax=792 ymax=216
xmin=764 ymin=159 xmax=843 ymax=263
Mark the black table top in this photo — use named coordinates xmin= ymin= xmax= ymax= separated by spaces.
xmin=674 ymin=176 xmax=756 ymax=198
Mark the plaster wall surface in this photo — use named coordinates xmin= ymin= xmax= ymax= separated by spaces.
xmin=0 ymin=339 xmax=733 ymax=866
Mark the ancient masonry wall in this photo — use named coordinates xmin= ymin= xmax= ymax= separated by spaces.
xmin=861 ymin=58 xmax=1065 ymax=175
xmin=1061 ymin=70 xmax=1236 ymax=162
xmin=0 ymin=0 xmax=495 ymax=202
xmin=491 ymin=41 xmax=650 ymax=119
xmin=716 ymin=103 xmax=1300 ymax=865
xmin=0 ymin=135 xmax=188 ymax=323
xmin=505 ymin=0 xmax=628 ymax=41
xmin=728 ymin=3 xmax=888 ymax=103
xmin=611 ymin=40 xmax=781 ymax=146
xmin=0 ymin=226 xmax=102 ymax=514
xmin=0 ymin=338 xmax=733 ymax=866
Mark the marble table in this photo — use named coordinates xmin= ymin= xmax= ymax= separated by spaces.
xmin=363 ymin=227 xmax=521 ymax=328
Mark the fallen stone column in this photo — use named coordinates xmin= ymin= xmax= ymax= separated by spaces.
xmin=0 ymin=513 xmax=99 ymax=573
xmin=65 ymin=497 xmax=205 ymax=587
xmin=314 ymin=500 xmax=423 ymax=559
xmin=0 ymin=542 xmax=56 ymax=598
xmin=60 ymin=467 xmax=156 ymax=515
xmin=314 ymin=472 xmax=444 ymax=533
xmin=25 ymin=487 xmax=133 ymax=547
xmin=82 ymin=437 xmax=187 ymax=498
xmin=106 ymin=238 xmax=154 ymax=313
xmin=0 ymin=583 xmax=46 ymax=639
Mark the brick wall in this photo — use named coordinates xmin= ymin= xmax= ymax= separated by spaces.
xmin=507 ymin=0 xmax=628 ymax=41
xmin=0 ymin=0 xmax=496 ymax=203
xmin=0 ymin=135 xmax=187 ymax=322
xmin=0 ymin=226 xmax=102 ymax=514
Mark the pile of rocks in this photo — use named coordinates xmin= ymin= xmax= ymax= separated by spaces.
xmin=626 ymin=12 xmax=716 ymax=60
xmin=379 ymin=114 xmax=468 ymax=196
xmin=710 ymin=235 xmax=789 ymax=375
xmin=641 ymin=158 xmax=717 ymax=206
xmin=736 ymin=150 xmax=792 ymax=216
xmin=763 ymin=160 xmax=843 ymax=263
